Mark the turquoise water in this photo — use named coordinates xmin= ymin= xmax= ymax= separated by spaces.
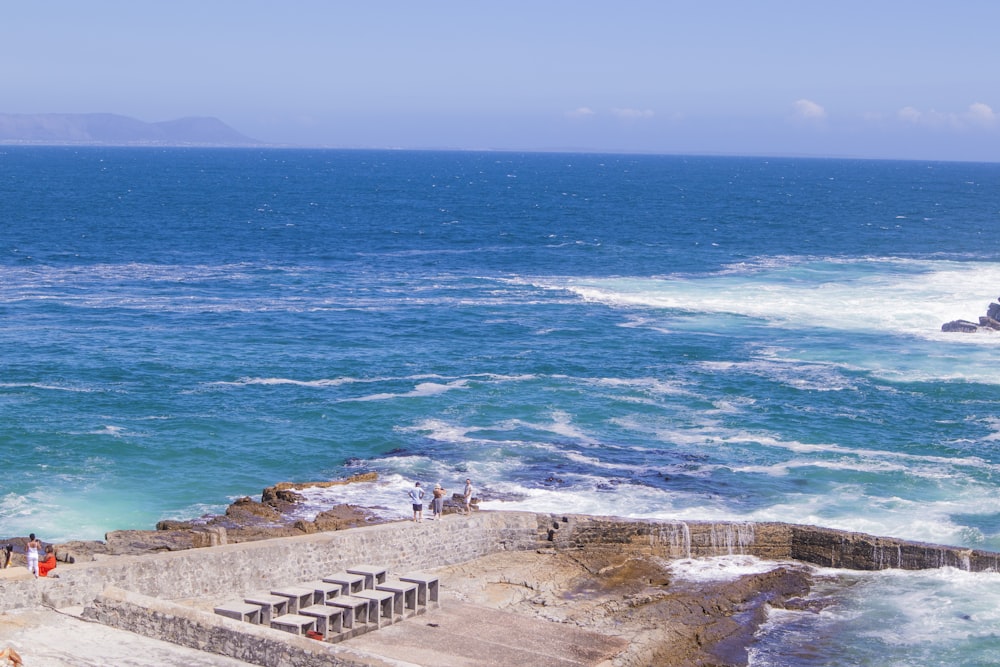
xmin=3 ymin=147 xmax=1000 ymax=663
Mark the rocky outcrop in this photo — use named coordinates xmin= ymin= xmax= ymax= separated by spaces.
xmin=942 ymin=299 xmax=1000 ymax=332
xmin=2 ymin=473 xmax=382 ymax=563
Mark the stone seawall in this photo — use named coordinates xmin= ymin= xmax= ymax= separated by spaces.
xmin=540 ymin=514 xmax=1000 ymax=571
xmin=3 ymin=512 xmax=999 ymax=614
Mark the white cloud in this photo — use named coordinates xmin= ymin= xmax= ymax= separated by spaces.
xmin=897 ymin=106 xmax=923 ymax=124
xmin=967 ymin=102 xmax=996 ymax=125
xmin=896 ymin=103 xmax=996 ymax=129
xmin=793 ymin=99 xmax=827 ymax=121
xmin=611 ymin=107 xmax=655 ymax=120
xmin=565 ymin=107 xmax=596 ymax=119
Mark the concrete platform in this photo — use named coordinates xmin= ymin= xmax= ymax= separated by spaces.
xmin=341 ymin=602 xmax=627 ymax=666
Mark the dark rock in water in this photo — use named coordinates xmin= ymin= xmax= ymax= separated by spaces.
xmin=942 ymin=319 xmax=981 ymax=333
xmin=980 ymin=315 xmax=1000 ymax=330
xmin=943 ymin=297 xmax=1000 ymax=332
xmin=260 ymin=486 xmax=304 ymax=512
xmin=226 ymin=496 xmax=283 ymax=523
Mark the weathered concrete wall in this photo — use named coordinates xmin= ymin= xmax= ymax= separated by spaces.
xmin=787 ymin=524 xmax=1000 ymax=571
xmin=540 ymin=515 xmax=795 ymax=561
xmin=540 ymin=514 xmax=1000 ymax=572
xmin=85 ymin=587 xmax=395 ymax=667
xmin=2 ymin=511 xmax=999 ymax=614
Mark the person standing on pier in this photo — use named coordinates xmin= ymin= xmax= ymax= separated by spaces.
xmin=431 ymin=483 xmax=446 ymax=519
xmin=409 ymin=482 xmax=425 ymax=522
xmin=463 ymin=478 xmax=474 ymax=515
xmin=25 ymin=533 xmax=41 ymax=578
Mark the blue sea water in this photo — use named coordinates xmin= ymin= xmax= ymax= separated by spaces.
xmin=3 ymin=147 xmax=1000 ymax=663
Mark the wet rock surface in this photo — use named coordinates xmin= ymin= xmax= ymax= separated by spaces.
xmin=438 ymin=548 xmax=814 ymax=667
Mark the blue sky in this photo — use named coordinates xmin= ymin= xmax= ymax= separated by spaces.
xmin=5 ymin=1 xmax=1000 ymax=161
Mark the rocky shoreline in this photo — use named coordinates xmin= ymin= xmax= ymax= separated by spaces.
xmin=434 ymin=547 xmax=817 ymax=666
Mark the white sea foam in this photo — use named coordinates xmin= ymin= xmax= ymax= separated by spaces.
xmin=0 ymin=382 xmax=96 ymax=393
xmin=678 ymin=428 xmax=999 ymax=474
xmin=89 ymin=425 xmax=127 ymax=437
xmin=668 ymin=554 xmax=784 ymax=582
xmin=584 ymin=375 xmax=695 ymax=397
xmin=752 ymin=566 xmax=1000 ymax=666
xmin=213 ymin=374 xmax=461 ymax=389
xmin=398 ymin=418 xmax=478 ymax=444
xmin=793 ymin=567 xmax=1000 ymax=654
xmin=342 ymin=379 xmax=470 ymax=403
xmin=561 ymin=451 xmax=649 ymax=474
xmin=740 ymin=491 xmax=993 ymax=549
xmin=217 ymin=377 xmax=354 ymax=388
xmin=524 ymin=260 xmax=1000 ymax=387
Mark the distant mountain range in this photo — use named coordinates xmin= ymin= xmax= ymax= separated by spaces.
xmin=0 ymin=113 xmax=262 ymax=146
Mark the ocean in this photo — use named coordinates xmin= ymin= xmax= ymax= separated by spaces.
xmin=3 ymin=147 xmax=1000 ymax=664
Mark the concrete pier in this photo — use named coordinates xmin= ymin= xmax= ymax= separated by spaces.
xmin=2 ymin=511 xmax=999 ymax=667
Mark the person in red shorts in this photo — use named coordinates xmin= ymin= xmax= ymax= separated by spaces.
xmin=38 ymin=545 xmax=57 ymax=577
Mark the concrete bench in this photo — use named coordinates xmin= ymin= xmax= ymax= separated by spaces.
xmin=326 ymin=594 xmax=371 ymax=629
xmin=298 ymin=604 xmax=344 ymax=640
xmin=353 ymin=589 xmax=396 ymax=627
xmin=300 ymin=579 xmax=342 ymax=603
xmin=376 ymin=579 xmax=419 ymax=617
xmin=213 ymin=601 xmax=262 ymax=624
xmin=243 ymin=592 xmax=289 ymax=626
xmin=346 ymin=564 xmax=387 ymax=589
xmin=270 ymin=585 xmax=316 ymax=614
xmin=323 ymin=571 xmax=365 ymax=595
xmin=270 ymin=613 xmax=316 ymax=636
xmin=399 ymin=572 xmax=440 ymax=609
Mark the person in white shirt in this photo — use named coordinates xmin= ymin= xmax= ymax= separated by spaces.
xmin=25 ymin=533 xmax=41 ymax=577
xmin=408 ymin=482 xmax=425 ymax=522
xmin=463 ymin=479 xmax=474 ymax=515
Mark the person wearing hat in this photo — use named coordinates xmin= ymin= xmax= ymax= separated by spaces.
xmin=431 ymin=482 xmax=447 ymax=520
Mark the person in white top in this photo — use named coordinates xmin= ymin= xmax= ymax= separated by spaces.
xmin=463 ymin=479 xmax=474 ymax=515
xmin=25 ymin=533 xmax=41 ymax=578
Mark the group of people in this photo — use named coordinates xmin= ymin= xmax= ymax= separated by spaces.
xmin=408 ymin=478 xmax=474 ymax=522
xmin=4 ymin=533 xmax=57 ymax=578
